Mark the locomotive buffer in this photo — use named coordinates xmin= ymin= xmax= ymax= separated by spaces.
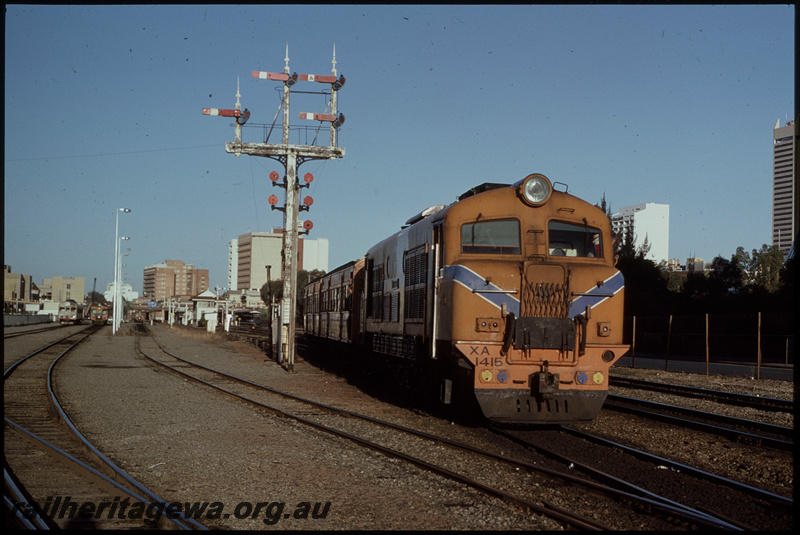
xmin=203 ymin=45 xmax=345 ymax=371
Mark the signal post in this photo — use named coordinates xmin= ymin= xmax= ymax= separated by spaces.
xmin=203 ymin=46 xmax=345 ymax=371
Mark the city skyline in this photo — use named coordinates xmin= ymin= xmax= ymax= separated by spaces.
xmin=5 ymin=5 xmax=794 ymax=293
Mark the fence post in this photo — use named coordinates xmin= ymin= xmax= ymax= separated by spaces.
xmin=757 ymin=312 xmax=762 ymax=380
xmin=631 ymin=315 xmax=636 ymax=368
xmin=705 ymin=313 xmax=709 ymax=376
xmin=664 ymin=315 xmax=672 ymax=371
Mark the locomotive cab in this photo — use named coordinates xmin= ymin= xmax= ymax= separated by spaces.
xmin=440 ymin=174 xmax=629 ymax=423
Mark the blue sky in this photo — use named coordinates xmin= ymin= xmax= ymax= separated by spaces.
xmin=4 ymin=5 xmax=794 ymax=294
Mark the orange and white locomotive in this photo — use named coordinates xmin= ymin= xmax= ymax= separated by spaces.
xmin=303 ymin=173 xmax=628 ymax=424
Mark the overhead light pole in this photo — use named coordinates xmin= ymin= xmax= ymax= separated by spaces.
xmin=112 ymin=207 xmax=131 ymax=334
xmin=116 ymin=239 xmax=129 ymax=331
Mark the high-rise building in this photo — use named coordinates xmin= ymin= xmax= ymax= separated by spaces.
xmin=772 ymin=119 xmax=795 ymax=258
xmin=231 ymin=230 xmax=329 ymax=292
xmin=142 ymin=260 xmax=209 ymax=301
xmin=611 ymin=203 xmax=670 ymax=264
xmin=228 ymin=239 xmax=238 ymax=293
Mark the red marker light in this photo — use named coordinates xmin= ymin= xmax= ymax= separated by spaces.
xmin=304 ymin=196 xmax=314 ymax=206
xmin=269 ymin=171 xmax=280 ymax=182
xmin=303 ymin=173 xmax=314 ymax=184
xmin=303 ymin=220 xmax=313 ymax=231
xmin=268 ymin=195 xmax=279 ymax=206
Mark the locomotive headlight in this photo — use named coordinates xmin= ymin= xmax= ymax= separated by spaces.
xmin=518 ymin=174 xmax=552 ymax=206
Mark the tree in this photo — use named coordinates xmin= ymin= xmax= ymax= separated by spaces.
xmin=86 ymin=291 xmax=107 ymax=305
xmin=260 ymin=269 xmax=326 ymax=321
xmin=708 ymin=255 xmax=744 ymax=294
xmin=751 ymin=244 xmax=785 ymax=292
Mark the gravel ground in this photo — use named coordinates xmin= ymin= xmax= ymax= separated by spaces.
xmin=24 ymin=323 xmax=795 ymax=530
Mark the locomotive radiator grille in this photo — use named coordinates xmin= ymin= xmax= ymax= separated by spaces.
xmin=522 ymin=280 xmax=570 ymax=318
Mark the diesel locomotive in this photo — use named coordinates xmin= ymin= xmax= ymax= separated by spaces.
xmin=89 ymin=304 xmax=109 ymax=325
xmin=303 ymin=173 xmax=628 ymax=424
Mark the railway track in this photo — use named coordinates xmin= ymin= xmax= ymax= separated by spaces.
xmin=4 ymin=324 xmax=69 ymax=339
xmin=3 ymin=325 xmax=205 ymax=530
xmin=135 ymin=324 xmax=741 ymax=530
xmin=609 ymin=375 xmax=794 ymax=412
xmin=603 ymin=394 xmax=793 ymax=451
xmin=490 ymin=425 xmax=793 ymax=531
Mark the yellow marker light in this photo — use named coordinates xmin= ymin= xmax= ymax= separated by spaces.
xmin=593 ymin=372 xmax=604 ymax=385
xmin=480 ymin=370 xmax=493 ymax=383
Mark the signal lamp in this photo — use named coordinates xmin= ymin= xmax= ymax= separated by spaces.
xmin=333 ymin=75 xmax=346 ymax=90
xmin=601 ymin=350 xmax=615 ymax=362
xmin=236 ymin=109 xmax=250 ymax=125
xmin=332 ymin=113 xmax=345 ymax=129
xmin=287 ymin=72 xmax=298 ymax=87
xmin=517 ymin=173 xmax=552 ymax=207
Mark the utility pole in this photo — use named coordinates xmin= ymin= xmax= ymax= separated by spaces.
xmin=203 ymin=45 xmax=345 ymax=371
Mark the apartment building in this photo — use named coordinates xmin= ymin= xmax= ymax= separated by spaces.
xmin=143 ymin=260 xmax=209 ymax=301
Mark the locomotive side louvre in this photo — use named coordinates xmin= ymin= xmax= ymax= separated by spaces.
xmin=361 ymin=209 xmax=447 ymax=361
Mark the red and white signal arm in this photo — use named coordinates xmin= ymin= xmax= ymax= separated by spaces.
xmin=268 ymin=195 xmax=279 ymax=206
xmin=270 ymin=171 xmax=280 ymax=182
xmin=303 ymin=220 xmax=313 ymax=231
xmin=304 ymin=196 xmax=314 ymax=206
xmin=303 ymin=173 xmax=314 ymax=183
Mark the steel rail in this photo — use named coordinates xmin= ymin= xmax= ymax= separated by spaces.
xmin=45 ymin=329 xmax=207 ymax=530
xmin=490 ymin=426 xmax=744 ymax=529
xmin=5 ymin=417 xmax=197 ymax=530
xmin=4 ymin=324 xmax=68 ymax=339
xmin=136 ymin=325 xmax=739 ymax=530
xmin=135 ymin=326 xmax=606 ymax=530
xmin=557 ymin=425 xmax=793 ymax=512
xmin=4 ymin=326 xmax=95 ymax=378
xmin=604 ymin=395 xmax=793 ymax=451
xmin=609 ymin=375 xmax=794 ymax=412
xmin=3 ymin=325 xmax=205 ymax=530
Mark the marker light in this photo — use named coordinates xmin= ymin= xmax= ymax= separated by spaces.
xmin=497 ymin=370 xmax=508 ymax=384
xmin=592 ymin=372 xmax=604 ymax=385
xmin=518 ymin=174 xmax=552 ymax=206
xmin=480 ymin=370 xmax=493 ymax=383
xmin=576 ymin=372 xmax=588 ymax=384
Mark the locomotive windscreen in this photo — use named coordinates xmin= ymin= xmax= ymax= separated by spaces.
xmin=461 ymin=219 xmax=521 ymax=255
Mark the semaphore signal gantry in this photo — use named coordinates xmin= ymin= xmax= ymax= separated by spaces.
xmin=202 ymin=44 xmax=346 ymax=372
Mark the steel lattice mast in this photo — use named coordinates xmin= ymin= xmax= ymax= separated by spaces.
xmin=203 ymin=45 xmax=345 ymax=371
